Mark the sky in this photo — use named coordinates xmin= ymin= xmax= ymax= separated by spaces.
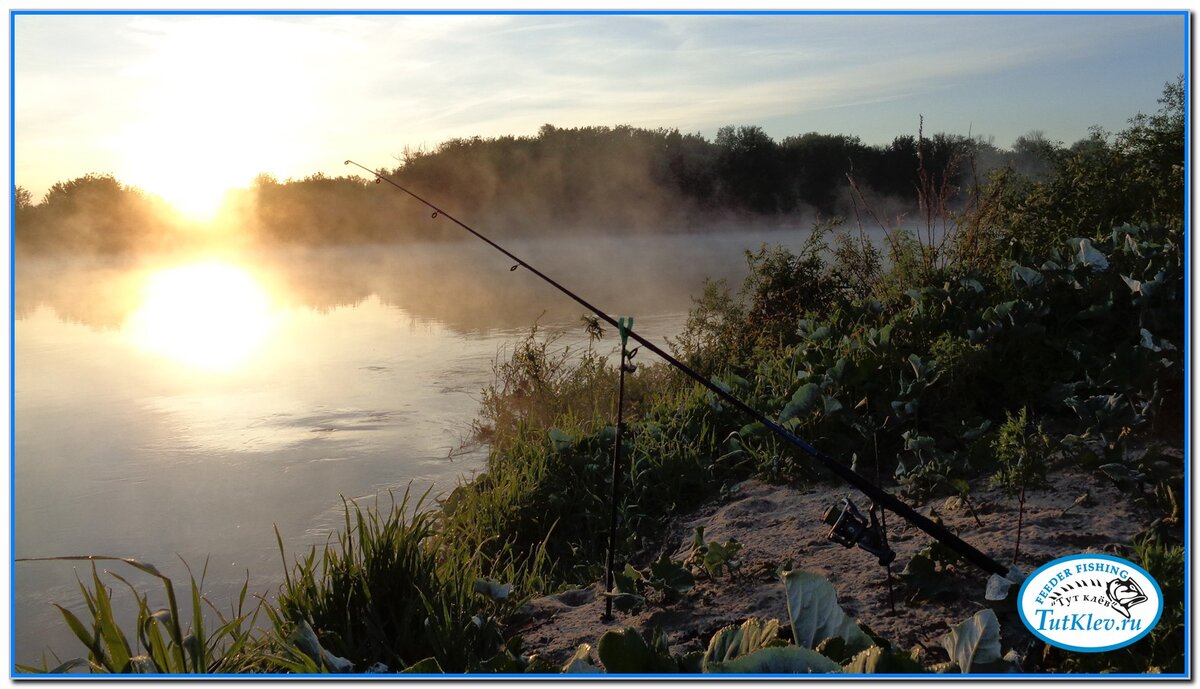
xmin=11 ymin=10 xmax=1189 ymax=218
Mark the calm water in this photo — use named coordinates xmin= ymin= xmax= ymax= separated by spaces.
xmin=13 ymin=227 xmax=825 ymax=664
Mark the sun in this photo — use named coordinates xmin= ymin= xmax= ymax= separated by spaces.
xmin=152 ymin=174 xmax=235 ymax=223
xmin=110 ymin=19 xmax=325 ymax=225
xmin=126 ymin=261 xmax=278 ymax=372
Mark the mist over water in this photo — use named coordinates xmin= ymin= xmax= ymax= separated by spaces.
xmin=15 ymin=226 xmax=849 ymax=665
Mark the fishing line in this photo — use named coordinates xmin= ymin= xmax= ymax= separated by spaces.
xmin=344 ymin=159 xmax=1009 ymax=578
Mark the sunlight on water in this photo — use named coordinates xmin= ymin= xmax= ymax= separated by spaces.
xmin=126 ymin=261 xmax=278 ymax=372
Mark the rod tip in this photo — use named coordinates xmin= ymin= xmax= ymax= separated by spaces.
xmin=343 ymin=160 xmax=351 ymax=165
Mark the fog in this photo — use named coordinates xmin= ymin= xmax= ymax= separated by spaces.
xmin=16 ymin=227 xmax=844 ymax=335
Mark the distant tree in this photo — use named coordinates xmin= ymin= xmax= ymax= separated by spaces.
xmin=987 ymin=77 xmax=1184 ymax=262
xmin=781 ymin=132 xmax=867 ymax=214
xmin=15 ymin=173 xmax=172 ymax=253
xmin=1009 ymin=130 xmax=1059 ymax=179
xmin=716 ymin=125 xmax=783 ymax=214
xmin=14 ymin=185 xmax=33 ymax=210
xmin=1116 ymin=74 xmax=1184 ymax=224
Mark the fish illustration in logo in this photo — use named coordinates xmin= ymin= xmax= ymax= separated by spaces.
xmin=1106 ymin=577 xmax=1148 ymax=619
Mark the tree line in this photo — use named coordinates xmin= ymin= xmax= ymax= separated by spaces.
xmin=12 ymin=117 xmax=1126 ymax=253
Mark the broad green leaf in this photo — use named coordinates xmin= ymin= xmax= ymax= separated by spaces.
xmin=562 ymin=643 xmax=601 ymax=674
xmin=826 ymin=358 xmax=847 ymax=382
xmin=599 ymin=591 xmax=644 ymax=614
xmin=823 ymin=395 xmax=844 ymax=415
xmin=781 ymin=569 xmax=873 ymax=653
xmin=647 ymin=556 xmax=694 ymax=595
xmin=780 ymin=383 xmax=821 ymax=423
xmin=899 ymin=552 xmax=952 ymax=599
xmin=1010 ymin=265 xmax=1044 ymax=287
xmin=479 ymin=651 xmax=524 ymax=673
xmin=597 ymin=627 xmax=679 ymax=673
xmin=902 ymin=432 xmax=935 ymax=452
xmin=321 ymin=649 xmax=354 ymax=673
xmin=677 ymin=651 xmax=704 ymax=674
xmin=614 ymin=564 xmax=641 ymax=594
xmin=959 ymin=278 xmax=984 ymax=293
xmin=814 ymin=636 xmax=849 ymax=663
xmin=597 ymin=627 xmax=653 ymax=674
xmin=738 ymin=422 xmax=765 ymax=438
xmin=985 ymin=567 xmax=1025 ymax=602
xmin=473 ymin=578 xmax=514 ymax=601
xmin=939 ymin=609 xmax=1002 ymax=673
xmin=1140 ymin=328 xmax=1175 ymax=352
xmin=704 ymin=538 xmax=742 ymax=576
xmin=288 ymin=619 xmax=323 ymax=666
xmin=843 ymin=645 xmax=925 ymax=673
xmin=1073 ymin=237 xmax=1110 ymax=271
xmin=703 ymin=618 xmax=780 ymax=667
xmin=547 ymin=428 xmax=572 ymax=452
xmin=401 ymin=657 xmax=443 ymax=673
xmin=707 ymin=645 xmax=842 ymax=674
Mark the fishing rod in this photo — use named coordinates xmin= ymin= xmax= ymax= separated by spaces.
xmin=344 ymin=159 xmax=1009 ymax=579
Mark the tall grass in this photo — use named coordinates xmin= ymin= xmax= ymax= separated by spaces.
xmin=475 ymin=321 xmax=682 ymax=453
xmin=273 ymin=488 xmax=543 ymax=672
xmin=15 ymin=556 xmax=271 ymax=674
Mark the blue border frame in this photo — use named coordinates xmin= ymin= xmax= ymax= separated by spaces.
xmin=1182 ymin=6 xmax=1192 ymax=682
xmin=7 ymin=7 xmax=1192 ymax=680
xmin=6 ymin=8 xmax=1190 ymax=15
xmin=8 ymin=6 xmax=15 ymax=677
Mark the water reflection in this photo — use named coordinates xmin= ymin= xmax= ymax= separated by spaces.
xmin=126 ymin=261 xmax=277 ymax=371
xmin=13 ymin=229 xmax=815 ymax=664
xmin=15 ymin=229 xmax=827 ymax=335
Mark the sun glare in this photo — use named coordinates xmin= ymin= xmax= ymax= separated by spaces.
xmin=112 ymin=18 xmax=326 ymax=225
xmin=127 ymin=262 xmax=277 ymax=372
xmin=160 ymin=178 xmax=233 ymax=223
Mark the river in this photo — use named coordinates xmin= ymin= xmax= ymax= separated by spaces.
xmin=13 ymin=226 xmax=840 ymax=665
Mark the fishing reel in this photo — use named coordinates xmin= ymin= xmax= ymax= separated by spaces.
xmin=822 ymin=497 xmax=895 ymax=566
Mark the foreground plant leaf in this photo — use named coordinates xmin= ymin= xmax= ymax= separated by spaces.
xmin=706 ymin=645 xmax=842 ymax=674
xmin=401 ymin=657 xmax=443 ymax=673
xmin=985 ymin=567 xmax=1026 ymax=601
xmin=939 ymin=609 xmax=1005 ymax=673
xmin=596 ymin=627 xmax=678 ymax=673
xmin=779 ymin=383 xmax=822 ymax=423
xmin=842 ymin=645 xmax=925 ymax=673
xmin=473 ymin=578 xmax=514 ymax=602
xmin=703 ymin=618 xmax=781 ymax=668
xmin=647 ymin=555 xmax=694 ymax=595
xmin=288 ymin=619 xmax=353 ymax=673
xmin=561 ymin=643 xmax=601 ymax=673
xmin=781 ymin=569 xmax=873 ymax=652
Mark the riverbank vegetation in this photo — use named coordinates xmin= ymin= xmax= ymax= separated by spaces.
xmin=19 ymin=78 xmax=1184 ymax=675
